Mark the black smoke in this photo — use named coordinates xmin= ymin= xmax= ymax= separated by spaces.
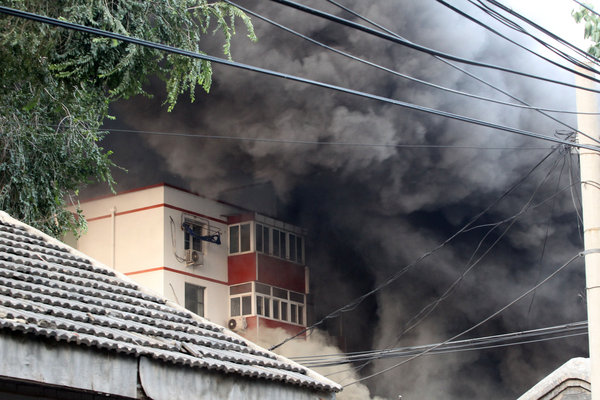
xmin=85 ymin=1 xmax=590 ymax=398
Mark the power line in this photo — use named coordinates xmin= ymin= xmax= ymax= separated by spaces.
xmin=321 ymin=0 xmax=600 ymax=148
xmin=343 ymin=250 xmax=590 ymax=387
xmin=228 ymin=0 xmax=600 ymax=116
xmin=2 ymin=7 xmax=597 ymax=153
xmin=293 ymin=321 xmax=587 ymax=368
xmin=100 ymin=127 xmax=552 ymax=150
xmin=573 ymin=0 xmax=600 ymax=18
xmin=436 ymin=0 xmax=598 ymax=76
xmin=480 ymin=0 xmax=600 ymax=67
xmin=335 ymin=150 xmax=571 ymax=379
xmin=470 ymin=0 xmax=598 ymax=71
xmin=269 ymin=148 xmax=559 ymax=351
xmin=268 ymin=0 xmax=600 ymax=90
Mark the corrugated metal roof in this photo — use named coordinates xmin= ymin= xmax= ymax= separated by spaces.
xmin=0 ymin=212 xmax=340 ymax=393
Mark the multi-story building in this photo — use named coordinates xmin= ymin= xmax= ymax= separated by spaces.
xmin=72 ymin=183 xmax=308 ymax=344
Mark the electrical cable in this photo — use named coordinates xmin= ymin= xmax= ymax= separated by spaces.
xmin=342 ymin=250 xmax=588 ymax=387
xmin=573 ymin=0 xmax=600 ymax=18
xmin=227 ymin=0 xmax=599 ymax=116
xmin=322 ymin=0 xmax=600 ymax=148
xmin=267 ymin=0 xmax=600 ymax=89
xmin=480 ymin=0 xmax=600 ymax=66
xmin=2 ymin=6 xmax=597 ymax=152
xmin=4 ymin=6 xmax=600 ymax=152
xmin=470 ymin=0 xmax=599 ymax=71
xmin=436 ymin=0 xmax=599 ymax=77
xmin=9 ymin=122 xmax=555 ymax=150
xmin=526 ymin=152 xmax=569 ymax=325
xmin=294 ymin=321 xmax=587 ymax=367
xmin=269 ymin=147 xmax=559 ymax=351
xmin=338 ymin=150 xmax=568 ymax=380
xmin=100 ymin=127 xmax=553 ymax=150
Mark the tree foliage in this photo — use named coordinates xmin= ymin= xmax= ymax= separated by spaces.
xmin=0 ymin=0 xmax=255 ymax=237
xmin=573 ymin=5 xmax=600 ymax=57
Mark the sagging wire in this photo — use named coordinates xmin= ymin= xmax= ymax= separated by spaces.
xmin=322 ymin=0 xmax=600 ymax=146
xmin=170 ymin=216 xmax=187 ymax=264
xmin=342 ymin=250 xmax=588 ymax=387
xmin=334 ymin=147 xmax=568 ymax=382
xmin=270 ymin=147 xmax=560 ymax=351
xmin=227 ymin=0 xmax=599 ymax=116
xmin=1 ymin=6 xmax=599 ymax=152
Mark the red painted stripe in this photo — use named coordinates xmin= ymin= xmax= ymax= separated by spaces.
xmin=163 ymin=204 xmax=227 ymax=224
xmin=86 ymin=203 xmax=228 ymax=225
xmin=125 ymin=266 xmax=229 ymax=286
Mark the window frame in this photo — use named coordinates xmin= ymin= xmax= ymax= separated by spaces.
xmin=255 ymin=223 xmax=305 ymax=265
xmin=184 ymin=282 xmax=205 ymax=317
xmin=236 ymin=282 xmax=306 ymax=326
xmin=228 ymin=222 xmax=253 ymax=255
xmin=183 ymin=219 xmax=205 ymax=253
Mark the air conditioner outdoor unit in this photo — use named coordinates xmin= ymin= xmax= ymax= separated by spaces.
xmin=185 ymin=249 xmax=203 ymax=266
xmin=227 ymin=316 xmax=247 ymax=332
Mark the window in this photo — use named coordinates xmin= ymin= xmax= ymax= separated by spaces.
xmin=256 ymin=224 xmax=263 ymax=253
xmin=263 ymin=226 xmax=270 ymax=254
xmin=296 ymin=236 xmax=303 ymax=264
xmin=230 ymin=283 xmax=252 ymax=317
xmin=272 ymin=229 xmax=280 ymax=257
xmin=290 ymin=304 xmax=297 ymax=323
xmin=184 ymin=283 xmax=205 ymax=317
xmin=184 ymin=220 xmax=204 ymax=252
xmin=229 ymin=223 xmax=251 ymax=254
xmin=280 ymin=231 xmax=286 ymax=259
xmin=229 ymin=282 xmax=306 ymax=325
xmin=289 ymin=234 xmax=296 ymax=262
xmin=229 ymin=225 xmax=239 ymax=254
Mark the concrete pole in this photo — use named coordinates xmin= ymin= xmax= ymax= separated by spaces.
xmin=576 ymin=68 xmax=600 ymax=399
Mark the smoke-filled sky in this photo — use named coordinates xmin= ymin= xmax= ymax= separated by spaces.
xmin=84 ymin=0 xmax=599 ymax=398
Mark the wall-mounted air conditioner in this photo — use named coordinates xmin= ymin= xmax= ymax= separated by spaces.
xmin=185 ymin=249 xmax=203 ymax=266
xmin=227 ymin=316 xmax=247 ymax=332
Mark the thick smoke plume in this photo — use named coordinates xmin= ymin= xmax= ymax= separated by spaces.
xmin=89 ymin=0 xmax=591 ymax=398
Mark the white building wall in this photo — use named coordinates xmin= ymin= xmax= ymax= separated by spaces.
xmin=75 ymin=185 xmax=247 ymax=326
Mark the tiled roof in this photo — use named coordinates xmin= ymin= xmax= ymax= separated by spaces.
xmin=0 ymin=212 xmax=340 ymax=393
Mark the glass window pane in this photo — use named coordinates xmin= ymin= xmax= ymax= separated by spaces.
xmin=255 ymin=282 xmax=270 ymax=295
xmin=241 ymin=223 xmax=251 ymax=252
xmin=281 ymin=301 xmax=288 ymax=321
xmin=280 ymin=231 xmax=286 ymax=259
xmin=256 ymin=224 xmax=263 ymax=253
xmin=229 ymin=225 xmax=239 ymax=254
xmin=185 ymin=283 xmax=204 ymax=317
xmin=272 ymin=229 xmax=280 ymax=257
xmin=185 ymin=283 xmax=197 ymax=312
xmin=290 ymin=304 xmax=297 ymax=323
xmin=230 ymin=283 xmax=252 ymax=295
xmin=297 ymin=237 xmax=303 ymax=263
xmin=256 ymin=295 xmax=263 ymax=315
xmin=273 ymin=300 xmax=280 ymax=319
xmin=231 ymin=297 xmax=241 ymax=317
xmin=273 ymin=287 xmax=288 ymax=299
xmin=298 ymin=306 xmax=304 ymax=325
xmin=242 ymin=295 xmax=252 ymax=315
xmin=264 ymin=298 xmax=270 ymax=317
xmin=263 ymin=227 xmax=270 ymax=254
xmin=289 ymin=291 xmax=304 ymax=303
xmin=289 ymin=234 xmax=296 ymax=262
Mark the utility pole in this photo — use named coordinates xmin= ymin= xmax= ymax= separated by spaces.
xmin=576 ymin=67 xmax=600 ymax=399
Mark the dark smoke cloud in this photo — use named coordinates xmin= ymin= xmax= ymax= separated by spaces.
xmin=86 ymin=1 xmax=590 ymax=398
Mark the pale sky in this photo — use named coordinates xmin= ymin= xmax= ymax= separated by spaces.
xmin=507 ymin=0 xmax=598 ymax=50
